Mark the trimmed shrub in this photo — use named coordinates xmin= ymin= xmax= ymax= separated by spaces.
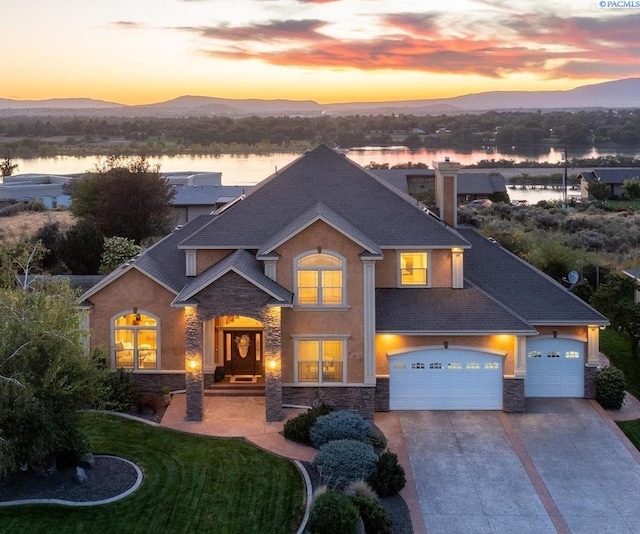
xmin=369 ymin=424 xmax=388 ymax=453
xmin=345 ymin=479 xmax=378 ymax=500
xmin=104 ymin=368 xmax=137 ymax=411
xmin=308 ymin=490 xmax=359 ymax=534
xmin=310 ymin=410 xmax=371 ymax=448
xmin=313 ymin=439 xmax=377 ymax=489
xmin=352 ymin=496 xmax=393 ymax=534
xmin=597 ymin=365 xmax=626 ymax=410
xmin=282 ymin=404 xmax=333 ymax=446
xmin=367 ymin=450 xmax=406 ymax=497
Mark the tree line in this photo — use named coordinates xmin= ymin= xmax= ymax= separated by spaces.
xmin=2 ymin=109 xmax=640 ymax=158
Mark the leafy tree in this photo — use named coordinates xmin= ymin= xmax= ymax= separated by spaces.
xmin=0 ymin=247 xmax=105 ymax=474
xmin=100 ymin=236 xmax=142 ymax=273
xmin=591 ymin=274 xmax=640 ymax=359
xmin=623 ymin=178 xmax=640 ymax=200
xmin=68 ymin=155 xmax=176 ymax=243
xmin=524 ymin=237 xmax=586 ymax=283
xmin=0 ymin=157 xmax=18 ymax=178
xmin=32 ymin=222 xmax=65 ymax=272
xmin=59 ymin=218 xmax=104 ymax=274
xmin=587 ymin=180 xmax=611 ymax=201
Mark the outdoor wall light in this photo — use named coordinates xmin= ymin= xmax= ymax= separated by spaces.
xmin=187 ymin=355 xmax=201 ymax=372
xmin=553 ymin=330 xmax=558 ymax=338
xmin=444 ymin=341 xmax=449 ymax=349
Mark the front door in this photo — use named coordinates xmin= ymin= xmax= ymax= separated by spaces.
xmin=224 ymin=331 xmax=259 ymax=375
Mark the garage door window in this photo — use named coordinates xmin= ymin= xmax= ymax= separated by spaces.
xmin=466 ymin=362 xmax=480 ymax=369
xmin=485 ymin=362 xmax=499 ymax=370
xmin=429 ymin=362 xmax=443 ymax=370
xmin=448 ymin=362 xmax=462 ymax=370
xmin=547 ymin=352 xmax=560 ymax=358
xmin=295 ymin=338 xmax=346 ymax=383
xmin=411 ymin=362 xmax=425 ymax=369
xmin=566 ymin=351 xmax=580 ymax=358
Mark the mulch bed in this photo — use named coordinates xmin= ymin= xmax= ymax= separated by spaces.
xmin=0 ymin=456 xmax=139 ymax=504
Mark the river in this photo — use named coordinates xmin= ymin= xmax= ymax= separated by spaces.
xmin=10 ymin=146 xmax=640 ymax=204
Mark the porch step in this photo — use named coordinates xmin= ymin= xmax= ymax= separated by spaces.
xmin=204 ymin=386 xmax=265 ymax=397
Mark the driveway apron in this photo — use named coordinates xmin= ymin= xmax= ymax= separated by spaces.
xmin=400 ymin=399 xmax=640 ymax=534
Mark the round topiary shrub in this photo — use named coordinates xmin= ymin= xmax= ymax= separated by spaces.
xmin=282 ymin=404 xmax=333 ymax=446
xmin=307 ymin=490 xmax=359 ymax=534
xmin=310 ymin=410 xmax=371 ymax=448
xmin=367 ymin=450 xmax=406 ymax=497
xmin=597 ymin=365 xmax=626 ymax=410
xmin=313 ymin=439 xmax=378 ymax=489
xmin=352 ymin=496 xmax=393 ymax=534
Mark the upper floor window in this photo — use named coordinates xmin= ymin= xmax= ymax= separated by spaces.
xmin=399 ymin=252 xmax=428 ymax=286
xmin=295 ymin=252 xmax=345 ymax=306
xmin=113 ymin=311 xmax=159 ymax=370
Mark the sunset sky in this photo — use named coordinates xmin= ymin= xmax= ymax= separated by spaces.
xmin=2 ymin=0 xmax=640 ymax=105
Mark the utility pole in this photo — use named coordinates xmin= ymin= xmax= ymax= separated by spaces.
xmin=562 ymin=144 xmax=568 ymax=208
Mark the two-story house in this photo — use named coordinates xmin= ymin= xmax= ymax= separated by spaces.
xmin=80 ymin=145 xmax=607 ymax=422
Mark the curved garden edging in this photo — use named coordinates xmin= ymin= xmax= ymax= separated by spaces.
xmin=0 ymin=455 xmax=143 ymax=508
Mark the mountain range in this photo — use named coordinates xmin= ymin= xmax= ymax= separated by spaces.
xmin=2 ymin=78 xmax=639 ymax=117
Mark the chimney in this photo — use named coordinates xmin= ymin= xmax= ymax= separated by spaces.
xmin=432 ymin=159 xmax=461 ymax=228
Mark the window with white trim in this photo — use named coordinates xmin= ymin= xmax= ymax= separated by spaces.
xmin=295 ymin=338 xmax=346 ymax=383
xmin=114 ymin=311 xmax=159 ymax=370
xmin=295 ymin=252 xmax=345 ymax=306
xmin=399 ymin=252 xmax=428 ymax=286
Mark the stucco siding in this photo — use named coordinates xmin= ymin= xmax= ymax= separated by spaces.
xmin=88 ymin=268 xmax=186 ymax=370
xmin=195 ymin=249 xmax=235 ymax=276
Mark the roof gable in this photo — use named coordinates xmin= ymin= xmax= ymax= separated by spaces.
xmin=172 ymin=249 xmax=293 ymax=306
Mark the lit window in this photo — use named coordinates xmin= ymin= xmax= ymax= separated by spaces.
xmin=565 ymin=351 xmax=580 ymax=359
xmin=528 ymin=351 xmax=542 ymax=358
xmin=484 ymin=362 xmax=500 ymax=370
xmin=296 ymin=252 xmax=344 ymax=306
xmin=400 ymin=252 xmax=428 ymax=286
xmin=466 ymin=362 xmax=480 ymax=369
xmin=448 ymin=362 xmax=462 ymax=370
xmin=296 ymin=338 xmax=345 ymax=383
xmin=114 ymin=312 xmax=159 ymax=370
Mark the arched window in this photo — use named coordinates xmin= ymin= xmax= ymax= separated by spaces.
xmin=113 ymin=310 xmax=159 ymax=370
xmin=295 ymin=252 xmax=345 ymax=307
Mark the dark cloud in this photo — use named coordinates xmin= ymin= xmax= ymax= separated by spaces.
xmin=111 ymin=21 xmax=145 ymax=29
xmin=177 ymin=19 xmax=327 ymax=43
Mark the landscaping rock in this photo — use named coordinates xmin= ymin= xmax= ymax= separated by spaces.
xmin=78 ymin=453 xmax=96 ymax=470
xmin=74 ymin=466 xmax=88 ymax=485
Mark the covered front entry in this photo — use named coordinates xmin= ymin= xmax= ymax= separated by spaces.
xmin=525 ymin=337 xmax=584 ymax=397
xmin=389 ymin=347 xmax=503 ymax=410
xmin=223 ymin=330 xmax=262 ymax=376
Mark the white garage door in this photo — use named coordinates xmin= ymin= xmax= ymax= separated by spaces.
xmin=389 ymin=348 xmax=503 ymax=410
xmin=525 ymin=338 xmax=584 ymax=397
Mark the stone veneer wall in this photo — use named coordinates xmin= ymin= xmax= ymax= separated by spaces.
xmin=503 ymin=377 xmax=525 ymax=412
xmin=283 ymin=386 xmax=375 ymax=419
xmin=584 ymin=365 xmax=598 ymax=399
xmin=191 ymin=272 xmax=283 ymax=421
xmin=132 ymin=373 xmax=186 ymax=394
xmin=374 ymin=377 xmax=390 ymax=412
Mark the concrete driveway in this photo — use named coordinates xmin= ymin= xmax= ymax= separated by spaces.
xmin=400 ymin=399 xmax=640 ymax=534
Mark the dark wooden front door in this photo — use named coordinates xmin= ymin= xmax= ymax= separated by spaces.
xmin=224 ymin=331 xmax=258 ymax=375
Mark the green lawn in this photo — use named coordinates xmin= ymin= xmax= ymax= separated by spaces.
xmin=618 ymin=420 xmax=640 ymax=450
xmin=600 ymin=328 xmax=640 ymax=399
xmin=0 ymin=413 xmax=305 ymax=534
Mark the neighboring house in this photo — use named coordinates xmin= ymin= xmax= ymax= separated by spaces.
xmin=0 ymin=174 xmax=74 ymax=208
xmin=80 ymin=145 xmax=607 ymax=423
xmin=579 ymin=168 xmax=640 ymax=200
xmin=0 ymin=170 xmax=245 ymax=223
xmin=171 ymin=185 xmax=247 ymax=225
xmin=623 ymin=268 xmax=640 ymax=304
xmin=372 ymin=168 xmax=507 ymax=203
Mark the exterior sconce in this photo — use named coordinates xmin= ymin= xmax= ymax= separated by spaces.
xmin=268 ymin=358 xmax=278 ymax=371
xmin=132 ymin=306 xmax=141 ymax=323
xmin=444 ymin=341 xmax=449 ymax=349
xmin=317 ymin=246 xmax=322 ymax=253
xmin=553 ymin=330 xmax=558 ymax=338
xmin=187 ymin=355 xmax=201 ymax=372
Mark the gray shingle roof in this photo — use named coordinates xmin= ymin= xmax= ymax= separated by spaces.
xmin=459 ymin=227 xmax=608 ymax=325
xmin=171 ymin=185 xmax=246 ymax=206
xmin=173 ymin=249 xmax=293 ymax=305
xmin=370 ymin=169 xmax=506 ymax=196
xmin=623 ymin=268 xmax=640 ymax=280
xmin=583 ymin=168 xmax=640 ymax=184
xmin=376 ymin=287 xmax=535 ymax=333
xmin=179 ymin=145 xmax=469 ymax=249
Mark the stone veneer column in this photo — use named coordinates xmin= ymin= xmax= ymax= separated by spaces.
xmin=185 ymin=306 xmax=204 ymax=421
xmin=503 ymin=377 xmax=525 ymax=412
xmin=264 ymin=306 xmax=283 ymax=422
